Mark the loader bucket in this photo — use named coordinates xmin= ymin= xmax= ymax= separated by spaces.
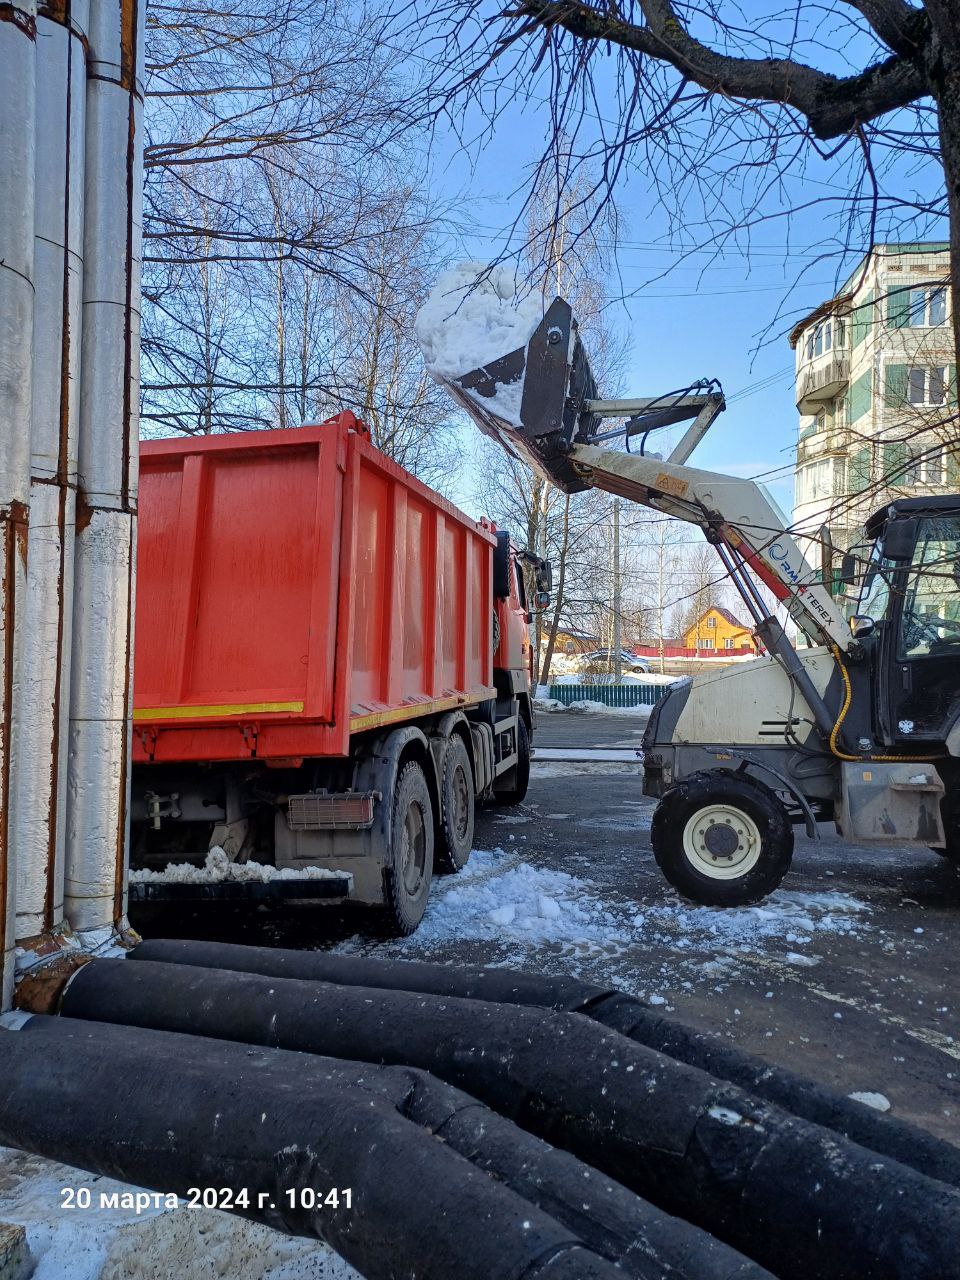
xmin=439 ymin=296 xmax=599 ymax=493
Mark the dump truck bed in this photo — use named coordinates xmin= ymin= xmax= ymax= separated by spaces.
xmin=133 ymin=414 xmax=496 ymax=764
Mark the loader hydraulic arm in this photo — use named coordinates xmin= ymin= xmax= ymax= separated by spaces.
xmin=434 ymin=295 xmax=856 ymax=661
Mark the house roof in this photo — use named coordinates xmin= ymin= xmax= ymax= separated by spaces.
xmin=689 ymin=606 xmax=753 ymax=633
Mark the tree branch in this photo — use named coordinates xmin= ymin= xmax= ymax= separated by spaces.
xmin=505 ymin=0 xmax=931 ymax=137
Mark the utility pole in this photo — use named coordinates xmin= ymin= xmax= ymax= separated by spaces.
xmin=612 ymin=497 xmax=622 ymax=680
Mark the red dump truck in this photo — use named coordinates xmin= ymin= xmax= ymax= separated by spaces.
xmin=129 ymin=413 xmax=549 ymax=933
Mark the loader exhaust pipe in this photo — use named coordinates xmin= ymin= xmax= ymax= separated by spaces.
xmin=130 ymin=937 xmax=960 ymax=1191
xmin=60 ymin=956 xmax=960 ymax=1280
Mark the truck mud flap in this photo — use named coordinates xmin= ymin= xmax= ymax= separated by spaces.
xmin=58 ymin=955 xmax=960 ymax=1280
xmin=128 ymin=876 xmax=353 ymax=906
xmin=131 ymin=938 xmax=960 ymax=1192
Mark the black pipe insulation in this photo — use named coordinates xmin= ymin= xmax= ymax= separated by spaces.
xmin=13 ymin=1015 xmax=769 ymax=1280
xmin=0 ymin=1015 xmax=626 ymax=1280
xmin=131 ymin=937 xmax=960 ymax=1190
xmin=65 ymin=957 xmax=960 ymax=1280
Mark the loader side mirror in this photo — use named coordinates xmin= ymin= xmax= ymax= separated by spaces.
xmin=839 ymin=552 xmax=858 ymax=586
xmin=882 ymin=519 xmax=917 ymax=562
xmin=533 ymin=591 xmax=551 ymax=611
xmin=536 ymin=560 xmax=553 ymax=593
xmin=849 ymin=614 xmax=875 ymax=639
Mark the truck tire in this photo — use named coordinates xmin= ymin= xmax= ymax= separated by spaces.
xmin=436 ymin=735 xmax=474 ymax=873
xmin=383 ymin=762 xmax=434 ymax=935
xmin=651 ymin=771 xmax=793 ymax=907
xmin=493 ymin=716 xmax=530 ymax=807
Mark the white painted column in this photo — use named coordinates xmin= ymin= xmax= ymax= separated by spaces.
xmin=64 ymin=0 xmax=143 ymax=936
xmin=14 ymin=0 xmax=89 ymax=946
xmin=0 ymin=0 xmax=38 ymax=1007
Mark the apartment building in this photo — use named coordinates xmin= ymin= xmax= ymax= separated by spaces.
xmin=790 ymin=242 xmax=957 ymax=552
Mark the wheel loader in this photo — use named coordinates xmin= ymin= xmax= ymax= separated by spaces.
xmin=431 ymin=296 xmax=960 ymax=905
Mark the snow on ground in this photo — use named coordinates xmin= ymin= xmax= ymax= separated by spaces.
xmin=0 ymin=1147 xmax=358 ymax=1280
xmin=129 ymin=848 xmax=345 ymax=886
xmin=533 ymin=694 xmax=652 ymax=718
xmin=414 ymin=263 xmax=544 ymax=382
xmin=348 ymin=846 xmax=873 ymax=986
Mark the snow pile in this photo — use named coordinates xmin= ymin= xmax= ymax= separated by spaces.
xmin=415 ymin=263 xmax=544 ymax=380
xmin=129 ymin=847 xmax=345 ymax=885
xmin=392 ymin=848 xmax=629 ymax=951
xmin=565 ymin=699 xmax=651 ymax=719
xmin=0 ymin=1147 xmax=359 ymax=1280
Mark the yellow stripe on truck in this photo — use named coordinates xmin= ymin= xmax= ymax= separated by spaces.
xmin=133 ymin=700 xmax=305 ymax=722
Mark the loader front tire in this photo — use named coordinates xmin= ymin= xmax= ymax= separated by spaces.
xmin=651 ymin=772 xmax=793 ymax=907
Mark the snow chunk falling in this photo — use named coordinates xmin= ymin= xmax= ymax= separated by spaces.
xmin=414 ymin=262 xmax=544 ymax=381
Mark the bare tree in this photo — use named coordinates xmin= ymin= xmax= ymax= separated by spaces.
xmin=141 ymin=0 xmax=439 ymax=435
xmin=412 ymin=2 xmax=956 ymax=355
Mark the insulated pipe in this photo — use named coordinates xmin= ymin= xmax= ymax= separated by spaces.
xmin=0 ymin=1015 xmax=625 ymax=1280
xmin=14 ymin=0 xmax=88 ymax=944
xmin=132 ymin=938 xmax=960 ymax=1189
xmin=18 ymin=1014 xmax=770 ymax=1280
xmin=65 ymin=957 xmax=960 ymax=1280
xmin=0 ymin=0 xmax=38 ymax=1010
xmin=65 ymin=0 xmax=143 ymax=935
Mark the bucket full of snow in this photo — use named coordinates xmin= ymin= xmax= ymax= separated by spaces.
xmin=414 ymin=264 xmax=599 ymax=492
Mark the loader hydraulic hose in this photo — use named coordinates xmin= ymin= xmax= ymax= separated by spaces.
xmin=61 ymin=956 xmax=960 ymax=1280
xmin=130 ymin=938 xmax=960 ymax=1191
xmin=827 ymin=644 xmax=938 ymax=763
xmin=0 ymin=1015 xmax=628 ymax=1280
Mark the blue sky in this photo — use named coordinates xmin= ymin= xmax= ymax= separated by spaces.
xmin=407 ymin=10 xmax=947 ymax=518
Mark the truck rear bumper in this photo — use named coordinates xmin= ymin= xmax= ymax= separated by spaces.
xmin=128 ymin=875 xmax=353 ymax=906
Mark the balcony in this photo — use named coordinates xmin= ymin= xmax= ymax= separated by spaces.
xmin=796 ymin=353 xmax=849 ymax=413
xmin=797 ymin=428 xmax=849 ymax=465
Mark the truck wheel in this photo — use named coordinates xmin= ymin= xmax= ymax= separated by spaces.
xmin=383 ymin=762 xmax=434 ymax=935
xmin=651 ymin=772 xmax=793 ymax=907
xmin=436 ymin=736 xmax=474 ymax=873
xmin=493 ymin=716 xmax=530 ymax=806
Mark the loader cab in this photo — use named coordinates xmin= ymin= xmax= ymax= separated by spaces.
xmin=854 ymin=497 xmax=960 ymax=747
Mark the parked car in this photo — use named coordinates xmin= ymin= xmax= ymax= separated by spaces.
xmin=580 ymin=649 xmax=650 ymax=673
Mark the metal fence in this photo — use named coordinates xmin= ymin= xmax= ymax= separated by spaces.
xmin=546 ymin=679 xmax=675 ymax=708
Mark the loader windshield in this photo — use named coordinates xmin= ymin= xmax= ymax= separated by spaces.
xmin=897 ymin=516 xmax=960 ymax=658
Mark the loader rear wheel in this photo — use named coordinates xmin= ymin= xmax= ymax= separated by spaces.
xmin=651 ymin=772 xmax=793 ymax=907
xmin=383 ymin=762 xmax=434 ymax=935
xmin=436 ymin=735 xmax=474 ymax=873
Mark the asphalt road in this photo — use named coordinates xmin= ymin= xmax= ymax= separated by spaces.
xmin=134 ymin=709 xmax=960 ymax=1146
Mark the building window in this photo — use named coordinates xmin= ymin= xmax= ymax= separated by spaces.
xmin=700 ymin=637 xmax=715 ymax=650
xmin=886 ymin=365 xmax=949 ymax=408
xmin=815 ymin=409 xmax=827 ymax=433
xmin=706 ymin=616 xmax=716 ymax=628
xmin=835 ymin=396 xmax=847 ymax=427
xmin=805 ymin=319 xmax=833 ymax=360
xmin=797 ymin=457 xmax=837 ymax=504
xmin=908 ymin=367 xmax=947 ymax=406
xmin=908 ymin=286 xmax=947 ymax=328
xmin=924 ymin=450 xmax=944 ymax=486
xmin=724 ymin=637 xmax=736 ymax=650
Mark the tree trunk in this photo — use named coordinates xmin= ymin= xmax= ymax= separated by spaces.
xmin=539 ymin=493 xmax=570 ymax=687
xmin=927 ymin=4 xmax=960 ymax=370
